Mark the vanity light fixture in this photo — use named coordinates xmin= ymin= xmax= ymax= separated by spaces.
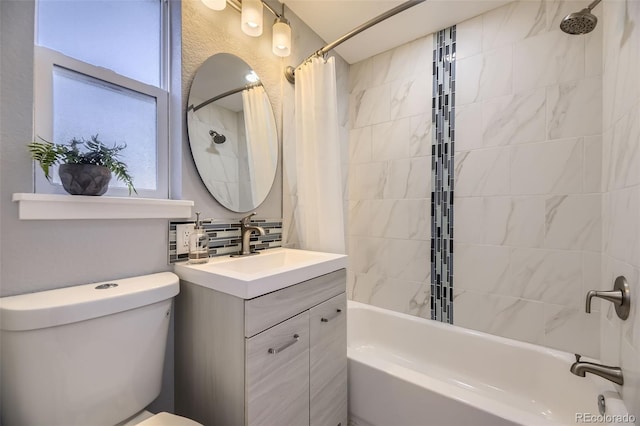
xmin=241 ymin=0 xmax=264 ymax=37
xmin=203 ymin=0 xmax=291 ymax=57
xmin=201 ymin=0 xmax=226 ymax=11
xmin=272 ymin=8 xmax=291 ymax=57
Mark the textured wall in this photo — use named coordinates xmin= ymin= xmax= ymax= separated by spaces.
xmin=600 ymin=0 xmax=640 ymax=418
xmin=346 ymin=36 xmax=433 ymax=317
xmin=453 ymin=0 xmax=603 ymax=357
xmin=182 ymin=0 xmax=282 ymax=219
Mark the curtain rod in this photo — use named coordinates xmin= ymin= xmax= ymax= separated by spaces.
xmin=284 ymin=0 xmax=426 ymax=84
xmin=190 ymin=82 xmax=263 ymax=112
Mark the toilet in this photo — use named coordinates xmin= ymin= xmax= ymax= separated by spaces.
xmin=0 ymin=272 xmax=201 ymax=426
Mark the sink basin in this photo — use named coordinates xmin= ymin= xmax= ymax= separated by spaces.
xmin=173 ymin=248 xmax=348 ymax=299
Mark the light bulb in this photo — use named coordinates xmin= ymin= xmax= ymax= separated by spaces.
xmin=245 ymin=71 xmax=259 ymax=83
xmin=272 ymin=17 xmax=291 ymax=57
xmin=201 ymin=0 xmax=226 ymax=10
xmin=241 ymin=0 xmax=263 ymax=37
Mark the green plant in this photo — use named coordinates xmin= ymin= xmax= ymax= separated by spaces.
xmin=28 ymin=135 xmax=137 ymax=195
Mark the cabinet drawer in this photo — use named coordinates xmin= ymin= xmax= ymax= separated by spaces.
xmin=245 ymin=311 xmax=310 ymax=426
xmin=244 ymin=269 xmax=345 ymax=337
xmin=310 ymin=293 xmax=347 ymax=426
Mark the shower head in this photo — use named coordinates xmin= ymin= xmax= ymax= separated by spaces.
xmin=209 ymin=130 xmax=226 ymax=144
xmin=560 ymin=0 xmax=601 ymax=34
xmin=560 ymin=9 xmax=598 ymax=34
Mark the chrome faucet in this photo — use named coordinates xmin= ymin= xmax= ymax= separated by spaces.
xmin=232 ymin=212 xmax=266 ymax=257
xmin=570 ymin=354 xmax=624 ymax=385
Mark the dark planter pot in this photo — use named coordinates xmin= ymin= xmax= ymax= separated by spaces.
xmin=59 ymin=164 xmax=112 ymax=196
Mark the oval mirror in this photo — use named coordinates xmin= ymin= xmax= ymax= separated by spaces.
xmin=187 ymin=53 xmax=278 ymax=212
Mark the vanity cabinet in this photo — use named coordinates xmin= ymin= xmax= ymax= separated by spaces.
xmin=175 ymin=268 xmax=347 ymax=426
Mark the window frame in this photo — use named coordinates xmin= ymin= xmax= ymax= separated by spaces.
xmin=33 ymin=0 xmax=170 ymax=199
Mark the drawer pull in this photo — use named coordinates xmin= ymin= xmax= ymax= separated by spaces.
xmin=268 ymin=334 xmax=300 ymax=354
xmin=321 ymin=309 xmax=342 ymax=323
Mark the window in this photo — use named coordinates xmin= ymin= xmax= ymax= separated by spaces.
xmin=34 ymin=0 xmax=169 ymax=198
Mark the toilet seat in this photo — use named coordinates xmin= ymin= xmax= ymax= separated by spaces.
xmin=137 ymin=412 xmax=202 ymax=426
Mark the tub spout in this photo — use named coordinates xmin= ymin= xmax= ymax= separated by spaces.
xmin=570 ymin=354 xmax=624 ymax=386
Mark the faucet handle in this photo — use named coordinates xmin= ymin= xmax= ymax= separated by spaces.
xmin=585 ymin=276 xmax=630 ymax=320
xmin=574 ymin=354 xmax=581 ymax=363
xmin=241 ymin=212 xmax=257 ymax=225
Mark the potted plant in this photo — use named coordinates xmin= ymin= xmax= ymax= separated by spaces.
xmin=28 ymin=135 xmax=136 ymax=196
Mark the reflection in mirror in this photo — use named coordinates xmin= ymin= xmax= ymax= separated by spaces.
xmin=187 ymin=53 xmax=278 ymax=212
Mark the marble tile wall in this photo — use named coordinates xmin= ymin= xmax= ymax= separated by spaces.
xmin=600 ymin=0 xmax=640 ymax=419
xmin=347 ymin=36 xmax=433 ymax=318
xmin=453 ymin=0 xmax=603 ymax=357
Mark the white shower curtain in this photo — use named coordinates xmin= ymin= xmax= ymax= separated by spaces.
xmin=243 ymin=85 xmax=278 ymax=206
xmin=294 ymin=56 xmax=345 ymax=254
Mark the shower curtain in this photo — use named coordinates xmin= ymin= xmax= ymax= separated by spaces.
xmin=294 ymin=56 xmax=345 ymax=254
xmin=243 ymin=85 xmax=277 ymax=206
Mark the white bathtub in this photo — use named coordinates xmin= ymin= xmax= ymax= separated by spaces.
xmin=348 ymin=301 xmax=631 ymax=426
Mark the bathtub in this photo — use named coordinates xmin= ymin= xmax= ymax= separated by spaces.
xmin=347 ymin=301 xmax=631 ymax=426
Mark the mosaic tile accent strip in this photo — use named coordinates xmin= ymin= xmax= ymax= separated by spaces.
xmin=168 ymin=218 xmax=283 ymax=263
xmin=431 ymin=25 xmax=456 ymax=324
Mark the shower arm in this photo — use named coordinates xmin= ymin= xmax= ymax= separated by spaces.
xmin=284 ymin=0 xmax=426 ymax=84
xmin=585 ymin=0 xmax=602 ymax=11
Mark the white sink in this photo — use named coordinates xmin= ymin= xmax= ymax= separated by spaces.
xmin=173 ymin=248 xmax=348 ymax=299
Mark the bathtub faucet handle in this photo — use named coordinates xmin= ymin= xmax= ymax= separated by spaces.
xmin=585 ymin=276 xmax=630 ymax=320
xmin=574 ymin=354 xmax=581 ymax=363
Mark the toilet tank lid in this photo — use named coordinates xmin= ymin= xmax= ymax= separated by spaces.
xmin=0 ymin=272 xmax=179 ymax=331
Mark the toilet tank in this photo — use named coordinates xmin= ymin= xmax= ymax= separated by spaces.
xmin=0 ymin=272 xmax=179 ymax=426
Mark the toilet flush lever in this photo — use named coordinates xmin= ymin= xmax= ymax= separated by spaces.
xmin=586 ymin=276 xmax=630 ymax=320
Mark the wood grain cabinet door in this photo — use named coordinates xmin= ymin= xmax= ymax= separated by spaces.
xmin=309 ymin=293 xmax=347 ymax=426
xmin=245 ymin=311 xmax=310 ymax=426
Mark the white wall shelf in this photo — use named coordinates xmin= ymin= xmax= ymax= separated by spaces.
xmin=12 ymin=193 xmax=194 ymax=220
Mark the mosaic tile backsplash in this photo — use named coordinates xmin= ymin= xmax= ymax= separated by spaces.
xmin=168 ymin=218 xmax=283 ymax=263
xmin=431 ymin=25 xmax=456 ymax=324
